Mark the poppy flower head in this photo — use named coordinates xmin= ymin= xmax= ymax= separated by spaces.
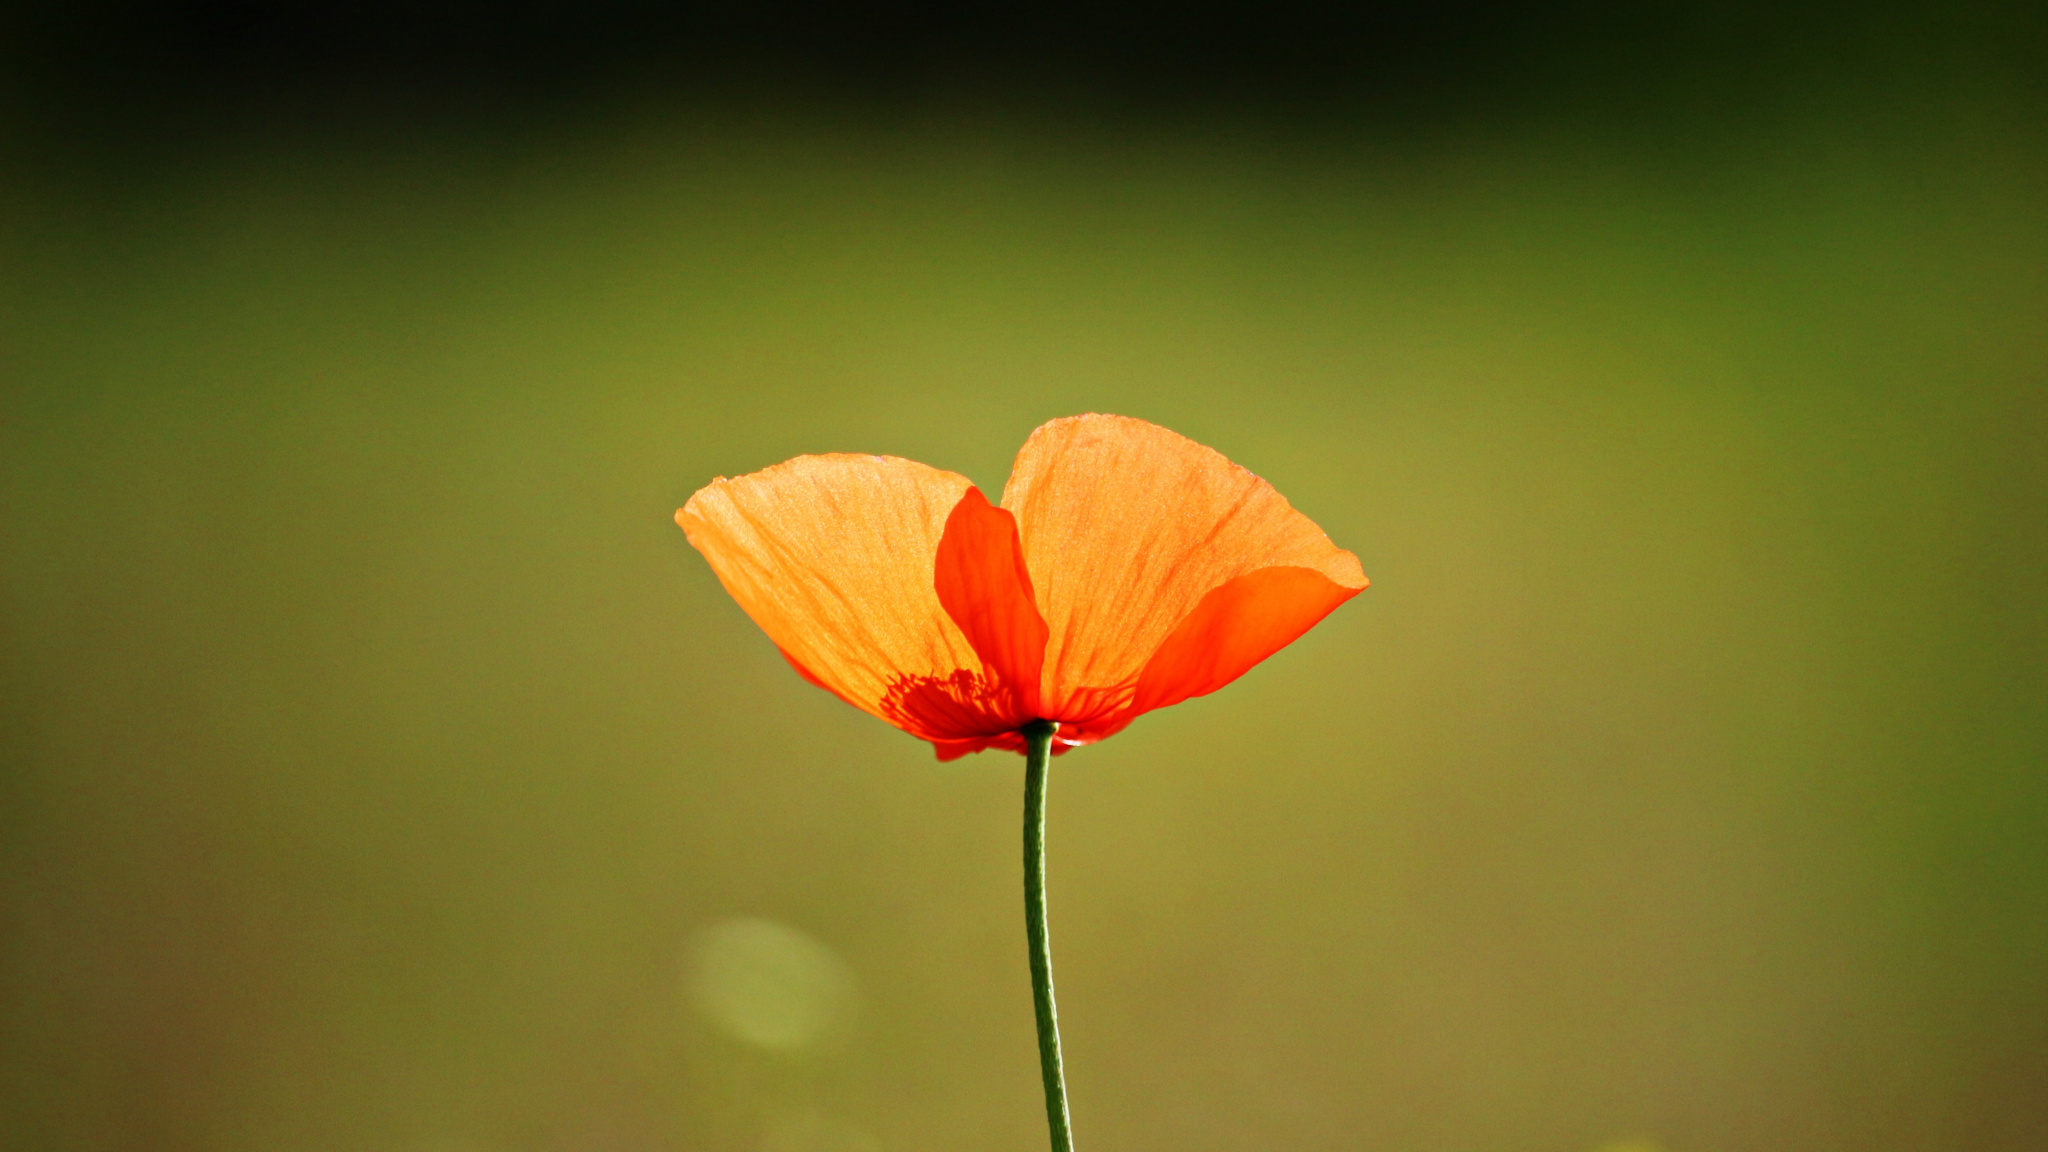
xmin=678 ymin=414 xmax=1366 ymax=759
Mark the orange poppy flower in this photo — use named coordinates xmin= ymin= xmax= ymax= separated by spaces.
xmin=677 ymin=414 xmax=1367 ymax=759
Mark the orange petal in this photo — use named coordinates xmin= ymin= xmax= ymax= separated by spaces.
xmin=1001 ymin=414 xmax=1367 ymax=724
xmin=934 ymin=487 xmax=1048 ymax=718
xmin=677 ymin=454 xmax=1012 ymax=743
xmin=777 ymin=645 xmax=860 ymax=709
xmin=1126 ymin=566 xmax=1362 ymax=717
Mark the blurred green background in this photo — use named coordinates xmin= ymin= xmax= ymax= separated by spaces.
xmin=4 ymin=5 xmax=2046 ymax=1151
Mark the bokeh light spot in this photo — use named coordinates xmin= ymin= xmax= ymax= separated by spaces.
xmin=688 ymin=918 xmax=856 ymax=1052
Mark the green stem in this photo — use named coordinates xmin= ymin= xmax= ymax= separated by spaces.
xmin=1021 ymin=719 xmax=1073 ymax=1152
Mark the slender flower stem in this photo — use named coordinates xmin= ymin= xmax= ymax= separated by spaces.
xmin=1021 ymin=718 xmax=1073 ymax=1152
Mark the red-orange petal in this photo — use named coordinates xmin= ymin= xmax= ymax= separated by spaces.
xmin=677 ymin=454 xmax=1010 ymax=744
xmin=934 ymin=487 xmax=1047 ymax=720
xmin=1126 ymin=565 xmax=1362 ymax=717
xmin=1000 ymin=414 xmax=1367 ymax=732
xmin=933 ymin=730 xmax=1078 ymax=761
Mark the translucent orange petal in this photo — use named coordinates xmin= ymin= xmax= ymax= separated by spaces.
xmin=677 ymin=454 xmax=1014 ymax=745
xmin=934 ymin=487 xmax=1047 ymax=719
xmin=1000 ymin=414 xmax=1367 ymax=727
